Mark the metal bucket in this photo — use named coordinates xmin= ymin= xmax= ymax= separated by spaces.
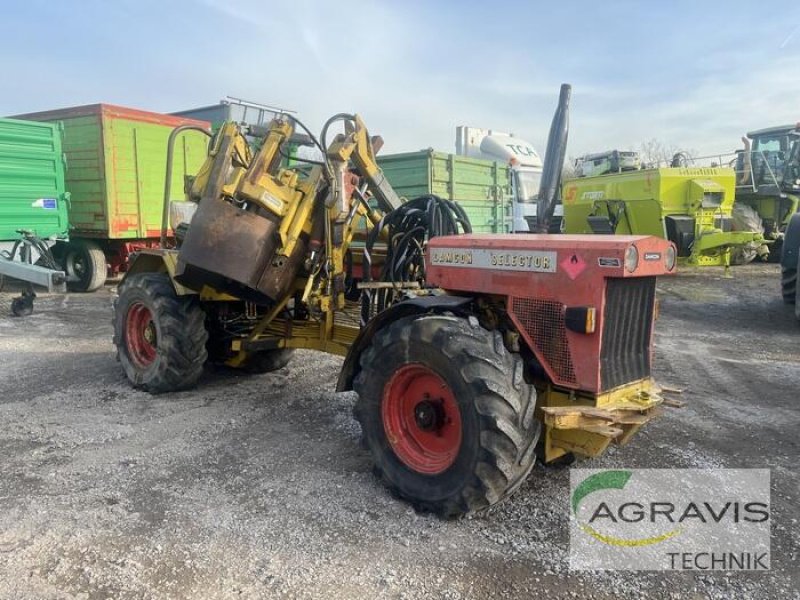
xmin=175 ymin=198 xmax=306 ymax=305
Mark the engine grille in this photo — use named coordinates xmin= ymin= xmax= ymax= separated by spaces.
xmin=511 ymin=297 xmax=577 ymax=385
xmin=601 ymin=277 xmax=656 ymax=390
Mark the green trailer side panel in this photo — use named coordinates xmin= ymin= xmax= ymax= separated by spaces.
xmin=377 ymin=150 xmax=511 ymax=233
xmin=57 ymin=115 xmax=106 ymax=233
xmin=102 ymin=118 xmax=209 ymax=238
xmin=13 ymin=104 xmax=210 ymax=240
xmin=0 ymin=118 xmax=69 ymax=241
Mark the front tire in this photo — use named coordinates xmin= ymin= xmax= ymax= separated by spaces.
xmin=113 ymin=273 xmax=208 ymax=393
xmin=353 ymin=314 xmax=540 ymax=517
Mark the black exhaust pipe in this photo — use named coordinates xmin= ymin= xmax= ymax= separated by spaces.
xmin=536 ymin=83 xmax=571 ymax=233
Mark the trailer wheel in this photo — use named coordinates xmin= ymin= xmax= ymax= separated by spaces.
xmin=353 ymin=314 xmax=540 ymax=517
xmin=114 ymin=273 xmax=208 ymax=393
xmin=241 ymin=349 xmax=295 ymax=374
xmin=65 ymin=240 xmax=107 ymax=292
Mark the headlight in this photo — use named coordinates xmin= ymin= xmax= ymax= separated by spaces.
xmin=664 ymin=245 xmax=677 ymax=271
xmin=624 ymin=244 xmax=639 ymax=272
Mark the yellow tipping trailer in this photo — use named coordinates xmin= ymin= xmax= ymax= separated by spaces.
xmin=562 ymin=167 xmax=763 ymax=266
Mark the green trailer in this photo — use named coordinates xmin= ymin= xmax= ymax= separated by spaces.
xmin=377 ymin=150 xmax=512 ymax=233
xmin=12 ymin=104 xmax=210 ymax=291
xmin=562 ymin=167 xmax=764 ymax=266
xmin=0 ymin=117 xmax=69 ymax=241
xmin=0 ymin=117 xmax=69 ymax=313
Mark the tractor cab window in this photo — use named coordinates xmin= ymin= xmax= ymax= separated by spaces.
xmin=751 ymin=133 xmax=795 ymax=186
xmin=515 ymin=170 xmax=543 ymax=203
xmin=752 ymin=135 xmax=784 ymax=153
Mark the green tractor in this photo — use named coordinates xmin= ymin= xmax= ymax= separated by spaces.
xmin=734 ymin=123 xmax=800 ymax=261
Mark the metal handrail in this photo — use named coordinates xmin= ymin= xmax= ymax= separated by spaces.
xmin=730 ymin=149 xmax=782 ymax=192
xmin=160 ymin=125 xmax=213 ymax=247
xmin=660 ymin=149 xmax=784 ymax=193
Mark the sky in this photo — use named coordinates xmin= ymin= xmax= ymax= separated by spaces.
xmin=1 ymin=1 xmax=799 ymax=161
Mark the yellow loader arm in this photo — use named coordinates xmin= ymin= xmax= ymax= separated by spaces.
xmin=325 ymin=114 xmax=403 ymax=214
xmin=175 ymin=113 xmax=400 ymax=313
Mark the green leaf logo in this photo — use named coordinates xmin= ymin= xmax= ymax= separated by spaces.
xmin=572 ymin=470 xmax=682 ymax=546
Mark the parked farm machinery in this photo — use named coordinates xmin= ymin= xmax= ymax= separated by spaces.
xmin=112 ymin=86 xmax=677 ymax=515
xmin=562 ymin=165 xmax=763 ymax=266
xmin=734 ymin=123 xmax=800 ymax=261
xmin=0 ymin=117 xmax=68 ymax=315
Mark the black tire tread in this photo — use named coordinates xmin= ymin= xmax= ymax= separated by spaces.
xmin=353 ymin=314 xmax=540 ymax=517
xmin=66 ymin=240 xmax=107 ymax=292
xmin=781 ymin=213 xmax=800 ymax=305
xmin=781 ymin=266 xmax=797 ymax=304
xmin=114 ymin=273 xmax=208 ymax=393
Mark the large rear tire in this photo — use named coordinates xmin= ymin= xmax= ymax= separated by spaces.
xmin=353 ymin=314 xmax=540 ymax=517
xmin=782 ymin=214 xmax=800 ymax=304
xmin=65 ymin=240 xmax=107 ymax=292
xmin=113 ymin=273 xmax=208 ymax=393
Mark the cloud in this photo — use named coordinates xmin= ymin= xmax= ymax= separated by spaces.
xmin=1 ymin=0 xmax=798 ymax=163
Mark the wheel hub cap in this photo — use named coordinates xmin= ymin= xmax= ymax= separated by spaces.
xmin=382 ymin=364 xmax=462 ymax=475
xmin=414 ymin=399 xmax=444 ymax=431
xmin=68 ymin=253 xmax=86 ymax=276
xmin=126 ymin=302 xmax=157 ymax=368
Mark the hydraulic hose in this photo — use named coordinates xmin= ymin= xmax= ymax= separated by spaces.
xmin=360 ymin=195 xmax=471 ymax=322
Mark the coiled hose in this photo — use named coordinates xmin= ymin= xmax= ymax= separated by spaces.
xmin=360 ymin=195 xmax=471 ymax=322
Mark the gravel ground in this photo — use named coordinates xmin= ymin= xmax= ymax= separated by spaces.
xmin=0 ymin=263 xmax=797 ymax=599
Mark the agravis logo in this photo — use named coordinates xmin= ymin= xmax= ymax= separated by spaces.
xmin=569 ymin=469 xmax=771 ymax=571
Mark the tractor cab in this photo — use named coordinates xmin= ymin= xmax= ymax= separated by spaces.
xmin=737 ymin=124 xmax=800 ymax=195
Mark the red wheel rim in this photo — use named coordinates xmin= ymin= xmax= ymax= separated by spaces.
xmin=381 ymin=363 xmax=462 ymax=475
xmin=126 ymin=302 xmax=157 ymax=368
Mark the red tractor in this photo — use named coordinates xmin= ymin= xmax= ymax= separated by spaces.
xmin=113 ymin=85 xmax=677 ymax=515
